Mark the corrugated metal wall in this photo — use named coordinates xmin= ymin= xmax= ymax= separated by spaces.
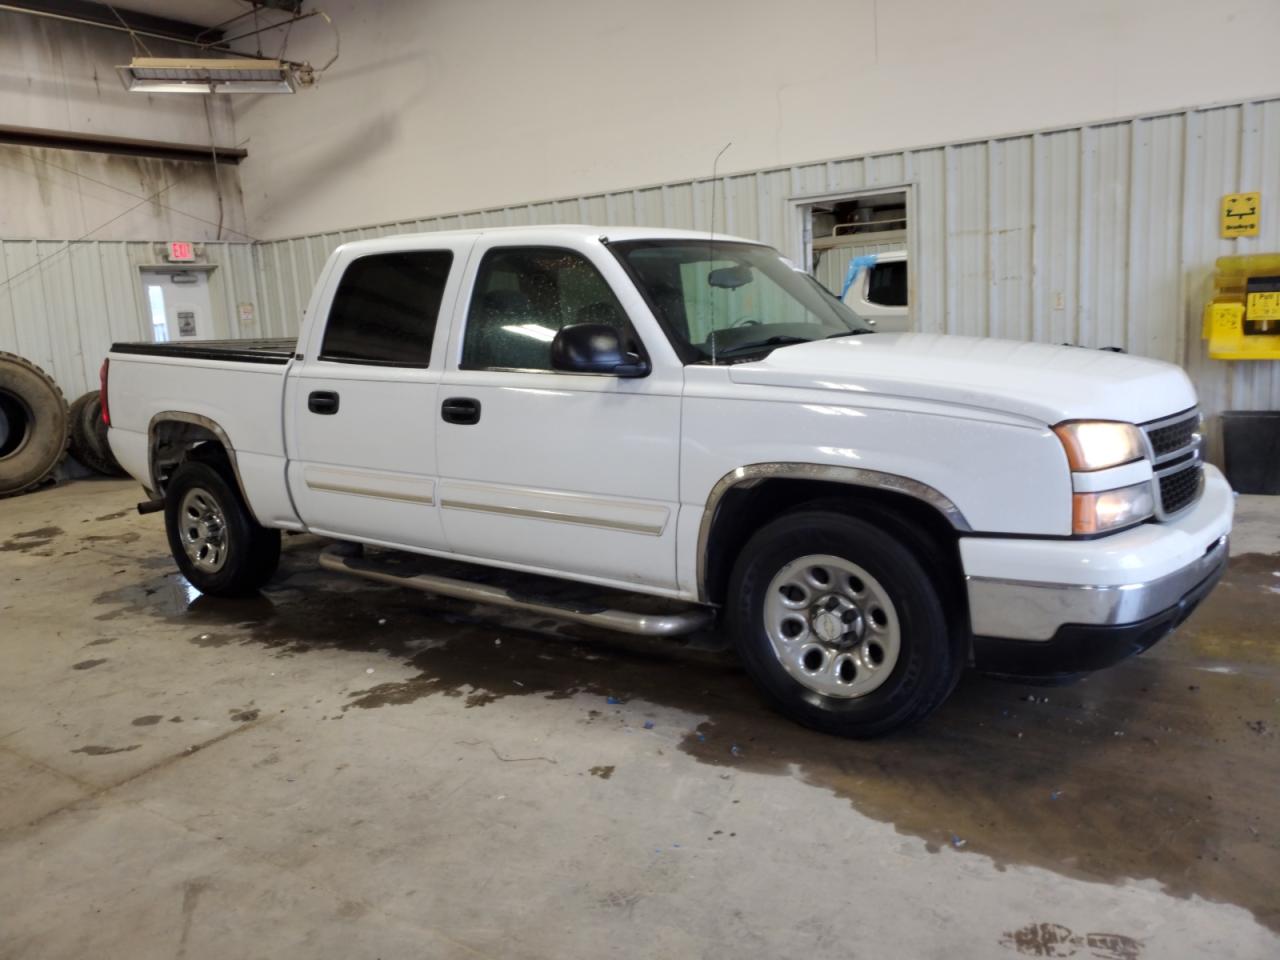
xmin=0 ymin=240 xmax=264 ymax=402
xmin=252 ymin=96 xmax=1280 ymax=453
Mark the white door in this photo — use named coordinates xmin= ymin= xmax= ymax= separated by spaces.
xmin=285 ymin=238 xmax=471 ymax=549
xmin=435 ymin=235 xmax=683 ymax=592
xmin=141 ymin=269 xmax=214 ymax=341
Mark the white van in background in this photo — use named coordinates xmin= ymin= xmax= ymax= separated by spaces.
xmin=839 ymin=250 xmax=909 ymax=332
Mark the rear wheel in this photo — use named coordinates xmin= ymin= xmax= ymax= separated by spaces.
xmin=164 ymin=460 xmax=280 ymax=596
xmin=727 ymin=509 xmax=961 ymax=738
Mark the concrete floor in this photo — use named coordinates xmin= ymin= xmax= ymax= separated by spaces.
xmin=1 ymin=478 xmax=1277 ymax=960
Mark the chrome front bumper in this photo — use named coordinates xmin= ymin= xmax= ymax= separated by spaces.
xmin=966 ymin=534 xmax=1228 ymax=641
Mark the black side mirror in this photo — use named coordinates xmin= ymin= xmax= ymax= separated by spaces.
xmin=550 ymin=323 xmax=649 ymax=377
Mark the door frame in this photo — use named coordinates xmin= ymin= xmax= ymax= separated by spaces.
xmin=136 ymin=263 xmax=219 ymax=341
xmin=786 ymin=183 xmax=917 ymax=300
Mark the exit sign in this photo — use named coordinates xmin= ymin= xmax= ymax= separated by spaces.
xmin=167 ymin=241 xmax=195 ymax=262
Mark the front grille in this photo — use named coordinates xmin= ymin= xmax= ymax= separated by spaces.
xmin=1146 ymin=413 xmax=1198 ymax=458
xmin=1158 ymin=463 xmax=1203 ymax=515
xmin=1140 ymin=407 xmax=1203 ymax=518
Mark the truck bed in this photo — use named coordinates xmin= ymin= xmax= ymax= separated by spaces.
xmin=109 ymin=338 xmax=296 ymax=365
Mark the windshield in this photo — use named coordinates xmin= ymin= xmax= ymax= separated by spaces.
xmin=609 ymin=240 xmax=873 ymax=363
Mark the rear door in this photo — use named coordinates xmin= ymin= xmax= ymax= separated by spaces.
xmin=285 ymin=237 xmax=472 ymax=548
xmin=434 ymin=235 xmax=683 ymax=591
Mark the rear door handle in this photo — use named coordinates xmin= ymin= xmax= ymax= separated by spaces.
xmin=308 ymin=390 xmax=340 ymax=415
xmin=441 ymin=397 xmax=481 ymax=425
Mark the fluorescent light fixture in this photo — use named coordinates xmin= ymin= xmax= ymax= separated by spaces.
xmin=116 ymin=57 xmax=296 ymax=94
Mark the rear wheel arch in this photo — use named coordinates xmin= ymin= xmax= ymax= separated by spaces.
xmin=147 ymin=413 xmax=255 ymax=518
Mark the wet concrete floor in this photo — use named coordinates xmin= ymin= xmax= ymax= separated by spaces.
xmin=1 ymin=479 xmax=1277 ymax=959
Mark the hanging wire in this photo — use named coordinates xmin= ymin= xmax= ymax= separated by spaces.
xmin=202 ymin=98 xmax=226 ymax=241
xmin=0 ymin=149 xmax=257 ymax=242
xmin=103 ymin=2 xmax=152 ymax=56
xmin=0 ymin=164 xmax=242 ymax=295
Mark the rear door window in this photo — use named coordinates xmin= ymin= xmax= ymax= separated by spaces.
xmin=320 ymin=250 xmax=453 ymax=367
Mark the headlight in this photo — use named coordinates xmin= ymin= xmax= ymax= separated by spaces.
xmin=1053 ymin=421 xmax=1145 ymax=472
xmin=1072 ymin=482 xmax=1154 ymax=535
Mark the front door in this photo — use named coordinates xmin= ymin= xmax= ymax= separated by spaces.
xmin=285 ymin=238 xmax=470 ymax=549
xmin=435 ymin=236 xmax=682 ymax=592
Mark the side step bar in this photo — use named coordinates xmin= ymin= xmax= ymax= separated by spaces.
xmin=317 ymin=544 xmax=715 ymax=638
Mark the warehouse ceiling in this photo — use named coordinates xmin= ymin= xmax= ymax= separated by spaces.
xmin=104 ymin=0 xmax=301 ymax=29
xmin=1 ymin=0 xmax=303 ymax=39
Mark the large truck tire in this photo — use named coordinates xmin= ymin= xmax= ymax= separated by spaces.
xmin=69 ymin=390 xmax=125 ymax=477
xmin=0 ymin=352 xmax=70 ymax=498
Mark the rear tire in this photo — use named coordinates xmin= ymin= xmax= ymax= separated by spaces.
xmin=727 ymin=509 xmax=961 ymax=738
xmin=0 ymin=352 xmax=69 ymax=498
xmin=164 ymin=460 xmax=281 ymax=596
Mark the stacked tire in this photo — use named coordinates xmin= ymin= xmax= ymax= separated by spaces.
xmin=69 ymin=390 xmax=125 ymax=477
xmin=0 ymin=352 xmax=70 ymax=498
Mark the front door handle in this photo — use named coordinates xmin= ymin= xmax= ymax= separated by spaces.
xmin=441 ymin=397 xmax=481 ymax=425
xmin=308 ymin=390 xmax=340 ymax=415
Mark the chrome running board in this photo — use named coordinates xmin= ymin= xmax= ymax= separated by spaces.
xmin=318 ymin=543 xmax=714 ymax=638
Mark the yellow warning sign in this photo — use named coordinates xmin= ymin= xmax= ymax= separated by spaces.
xmin=1247 ymin=290 xmax=1280 ymax=322
xmin=1221 ymin=192 xmax=1260 ymax=238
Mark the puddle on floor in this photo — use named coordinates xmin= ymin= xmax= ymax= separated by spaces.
xmin=91 ymin=541 xmax=1280 ymax=932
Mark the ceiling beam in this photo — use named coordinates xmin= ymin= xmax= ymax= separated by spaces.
xmin=0 ymin=124 xmax=247 ymax=164
xmin=1 ymin=0 xmax=224 ymax=44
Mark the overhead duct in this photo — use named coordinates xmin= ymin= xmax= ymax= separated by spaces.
xmin=116 ymin=57 xmax=296 ymax=94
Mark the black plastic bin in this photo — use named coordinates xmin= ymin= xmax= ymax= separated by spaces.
xmin=1222 ymin=411 xmax=1280 ymax=494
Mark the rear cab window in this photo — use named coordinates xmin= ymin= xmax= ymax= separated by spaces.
xmin=460 ymin=247 xmax=634 ymax=372
xmin=320 ymin=250 xmax=454 ymax=367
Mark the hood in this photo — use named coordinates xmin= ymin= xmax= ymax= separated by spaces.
xmin=727 ymin=333 xmax=1197 ymax=425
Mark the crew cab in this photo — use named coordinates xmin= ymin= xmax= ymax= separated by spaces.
xmin=103 ymin=225 xmax=1233 ymax=737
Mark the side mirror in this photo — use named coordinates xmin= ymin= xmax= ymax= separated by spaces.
xmin=550 ymin=323 xmax=649 ymax=377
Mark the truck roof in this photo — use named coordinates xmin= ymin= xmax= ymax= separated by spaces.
xmin=337 ymin=224 xmax=764 ymax=255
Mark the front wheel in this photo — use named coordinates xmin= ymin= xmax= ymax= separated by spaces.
xmin=164 ymin=460 xmax=281 ymax=596
xmin=727 ymin=510 xmax=961 ymax=738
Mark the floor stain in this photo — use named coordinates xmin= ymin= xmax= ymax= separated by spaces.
xmin=229 ymin=708 xmax=259 ymax=723
xmin=86 ymin=637 xmax=115 ymax=646
xmin=72 ymin=658 xmax=107 ymax=670
xmin=89 ymin=540 xmax=1280 ymax=932
xmin=132 ymin=715 xmax=164 ymax=726
xmin=82 ymin=532 xmax=140 ymax=545
xmin=999 ymin=922 xmax=1143 ymax=959
xmin=95 ymin=510 xmax=131 ymax=522
xmin=175 ymin=878 xmax=209 ymax=960
xmin=72 ymin=744 xmax=140 ymax=756
xmin=1 ymin=526 xmax=63 ymax=553
xmin=588 ymin=764 xmax=615 ymax=780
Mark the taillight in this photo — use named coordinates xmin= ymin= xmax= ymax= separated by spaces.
xmin=99 ymin=358 xmax=111 ymax=426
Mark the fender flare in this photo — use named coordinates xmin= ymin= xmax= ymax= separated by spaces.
xmin=695 ymin=462 xmax=972 ymax=601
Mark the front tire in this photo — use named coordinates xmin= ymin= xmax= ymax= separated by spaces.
xmin=727 ymin=509 xmax=961 ymax=738
xmin=164 ymin=461 xmax=281 ymax=596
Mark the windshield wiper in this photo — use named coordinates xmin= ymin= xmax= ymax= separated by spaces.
xmin=825 ymin=329 xmax=873 ymax=339
xmin=709 ymin=335 xmax=813 ymax=359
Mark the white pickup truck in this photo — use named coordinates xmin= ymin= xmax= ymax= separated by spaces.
xmin=104 ymin=225 xmax=1233 ymax=737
